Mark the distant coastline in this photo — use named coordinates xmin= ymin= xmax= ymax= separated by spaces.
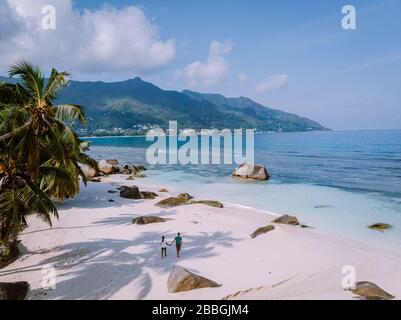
xmin=80 ymin=129 xmax=401 ymax=139
xmin=79 ymin=129 xmax=329 ymax=139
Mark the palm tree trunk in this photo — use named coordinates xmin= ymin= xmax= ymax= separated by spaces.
xmin=28 ymin=136 xmax=40 ymax=181
xmin=0 ymin=221 xmax=9 ymax=244
xmin=0 ymin=120 xmax=32 ymax=142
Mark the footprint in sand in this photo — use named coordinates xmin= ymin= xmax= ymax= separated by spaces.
xmin=193 ymin=212 xmax=210 ymax=222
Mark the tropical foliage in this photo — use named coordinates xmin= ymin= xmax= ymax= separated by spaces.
xmin=0 ymin=61 xmax=97 ymax=248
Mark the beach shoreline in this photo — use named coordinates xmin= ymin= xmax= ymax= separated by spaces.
xmin=1 ymin=174 xmax=400 ymax=300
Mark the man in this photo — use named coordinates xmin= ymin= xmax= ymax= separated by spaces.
xmin=171 ymin=233 xmax=183 ymax=258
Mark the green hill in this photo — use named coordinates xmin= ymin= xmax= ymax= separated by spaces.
xmin=0 ymin=76 xmax=329 ymax=135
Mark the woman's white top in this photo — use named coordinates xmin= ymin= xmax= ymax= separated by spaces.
xmin=160 ymin=240 xmax=167 ymax=249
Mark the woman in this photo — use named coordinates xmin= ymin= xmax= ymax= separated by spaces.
xmin=160 ymin=236 xmax=168 ymax=259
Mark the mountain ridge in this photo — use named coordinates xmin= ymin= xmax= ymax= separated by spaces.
xmin=0 ymin=75 xmax=329 ymax=135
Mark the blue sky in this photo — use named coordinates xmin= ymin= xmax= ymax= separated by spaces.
xmin=1 ymin=0 xmax=400 ymax=129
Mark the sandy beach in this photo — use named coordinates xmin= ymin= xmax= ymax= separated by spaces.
xmin=1 ymin=0 xmax=400 ymax=304
xmin=0 ymin=175 xmax=400 ymax=300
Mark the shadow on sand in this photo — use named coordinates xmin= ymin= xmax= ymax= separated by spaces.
xmin=1 ymin=228 xmax=237 ymax=299
xmin=0 ymin=179 xmax=239 ymax=299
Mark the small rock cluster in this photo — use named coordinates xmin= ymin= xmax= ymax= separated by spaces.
xmin=350 ymin=281 xmax=394 ymax=300
xmin=232 ymin=163 xmax=270 ymax=181
xmin=0 ymin=282 xmax=30 ymax=300
xmin=119 ymin=186 xmax=158 ymax=200
xmin=250 ymin=225 xmax=275 ymax=239
xmin=155 ymin=193 xmax=224 ymax=209
xmin=272 ymin=214 xmax=299 ymax=226
xmin=167 ymin=267 xmax=221 ymax=293
xmin=80 ymin=159 xmax=147 ymax=180
xmin=368 ymin=223 xmax=391 ymax=231
xmin=132 ymin=216 xmax=167 ymax=225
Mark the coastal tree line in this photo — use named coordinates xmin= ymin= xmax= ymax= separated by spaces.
xmin=0 ymin=61 xmax=97 ymax=263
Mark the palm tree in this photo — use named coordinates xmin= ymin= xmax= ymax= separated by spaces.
xmin=0 ymin=153 xmax=58 ymax=243
xmin=0 ymin=61 xmax=86 ymax=179
xmin=0 ymin=61 xmax=97 ymax=246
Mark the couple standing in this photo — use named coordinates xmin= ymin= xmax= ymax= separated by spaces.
xmin=161 ymin=233 xmax=182 ymax=259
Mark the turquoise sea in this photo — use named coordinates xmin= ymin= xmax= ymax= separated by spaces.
xmin=85 ymin=130 xmax=401 ymax=250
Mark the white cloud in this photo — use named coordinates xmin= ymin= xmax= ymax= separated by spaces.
xmin=209 ymin=40 xmax=233 ymax=56
xmin=177 ymin=40 xmax=232 ymax=87
xmin=0 ymin=0 xmax=175 ymax=78
xmin=237 ymin=73 xmax=248 ymax=83
xmin=256 ymin=74 xmax=288 ymax=93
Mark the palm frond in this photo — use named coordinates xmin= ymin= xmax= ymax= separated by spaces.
xmin=18 ymin=174 xmax=59 ymax=223
xmin=42 ymin=117 xmax=66 ymax=163
xmin=77 ymin=153 xmax=98 ymax=170
xmin=0 ymin=119 xmax=32 ymax=143
xmin=60 ymin=124 xmax=79 ymax=153
xmin=0 ymin=82 xmax=30 ymax=107
xmin=75 ymin=164 xmax=88 ymax=186
xmin=39 ymin=166 xmax=75 ymax=191
xmin=54 ymin=104 xmax=86 ymax=125
xmin=40 ymin=166 xmax=74 ymax=182
xmin=0 ymin=190 xmax=19 ymax=217
xmin=0 ymin=189 xmax=25 ymax=242
xmin=44 ymin=68 xmax=70 ymax=101
xmin=80 ymin=140 xmax=91 ymax=152
xmin=8 ymin=60 xmax=44 ymax=102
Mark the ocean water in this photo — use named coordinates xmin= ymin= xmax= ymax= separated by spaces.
xmin=84 ymin=130 xmax=401 ymax=250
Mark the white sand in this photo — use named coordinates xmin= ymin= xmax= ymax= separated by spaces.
xmin=1 ymin=175 xmax=400 ymax=300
